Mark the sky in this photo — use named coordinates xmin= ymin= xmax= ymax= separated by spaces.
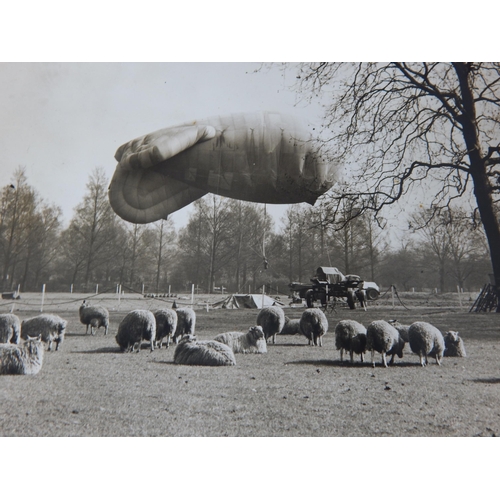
xmin=0 ymin=62 xmax=327 ymax=231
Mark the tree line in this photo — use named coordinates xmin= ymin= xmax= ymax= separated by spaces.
xmin=0 ymin=166 xmax=492 ymax=296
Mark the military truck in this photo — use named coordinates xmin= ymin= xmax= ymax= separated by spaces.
xmin=288 ymin=266 xmax=380 ymax=309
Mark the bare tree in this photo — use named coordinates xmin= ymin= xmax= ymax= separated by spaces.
xmin=286 ymin=62 xmax=500 ymax=309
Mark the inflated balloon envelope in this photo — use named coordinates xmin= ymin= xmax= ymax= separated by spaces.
xmin=108 ymin=111 xmax=337 ymax=223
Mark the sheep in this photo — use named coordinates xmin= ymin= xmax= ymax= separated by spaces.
xmin=173 ymin=307 xmax=196 ymax=344
xmin=408 ymin=321 xmax=445 ymax=367
xmin=443 ymin=331 xmax=467 ymax=357
xmin=154 ymin=308 xmax=178 ymax=349
xmin=173 ymin=335 xmax=236 ymax=366
xmin=387 ymin=319 xmax=410 ymax=342
xmin=21 ymin=314 xmax=67 ymax=351
xmin=256 ymin=306 xmax=285 ymax=344
xmin=300 ymin=308 xmax=329 ymax=347
xmin=0 ymin=313 xmax=21 ymax=344
xmin=0 ymin=335 xmax=44 ymax=375
xmin=115 ymin=310 xmax=156 ymax=352
xmin=213 ymin=326 xmax=267 ymax=354
xmin=279 ymin=316 xmax=301 ymax=336
xmin=79 ymin=300 xmax=109 ymax=335
xmin=366 ymin=320 xmax=405 ymax=368
xmin=334 ymin=319 xmax=367 ymax=363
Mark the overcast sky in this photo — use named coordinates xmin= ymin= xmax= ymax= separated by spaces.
xmin=0 ymin=62 xmax=326 ymax=230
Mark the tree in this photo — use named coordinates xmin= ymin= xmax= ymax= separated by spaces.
xmin=287 ymin=63 xmax=500 ymax=309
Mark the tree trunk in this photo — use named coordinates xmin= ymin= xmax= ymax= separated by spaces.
xmin=454 ymin=63 xmax=500 ymax=310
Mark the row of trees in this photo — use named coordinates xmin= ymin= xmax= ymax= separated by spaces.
xmin=0 ymin=167 xmax=492 ymax=295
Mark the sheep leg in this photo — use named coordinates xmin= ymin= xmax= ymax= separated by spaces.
xmin=382 ymin=352 xmax=388 ymax=368
xmin=85 ymin=324 xmax=89 ymax=335
xmin=47 ymin=340 xmax=53 ymax=352
xmin=91 ymin=326 xmax=95 ymax=336
xmin=436 ymin=355 xmax=442 ymax=366
xmin=340 ymin=349 xmax=344 ymax=362
xmin=319 ymin=336 xmax=322 ymax=347
xmin=350 ymin=349 xmax=354 ymax=364
xmin=371 ymin=350 xmax=375 ymax=368
xmin=104 ymin=326 xmax=108 ymax=335
xmin=419 ymin=353 xmax=426 ymax=367
xmin=388 ymin=353 xmax=395 ymax=365
xmin=150 ymin=339 xmax=155 ymax=352
xmin=360 ymin=352 xmax=364 ymax=363
xmin=272 ymin=333 xmax=276 ymax=345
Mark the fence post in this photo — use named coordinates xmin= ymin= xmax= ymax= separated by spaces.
xmin=40 ymin=284 xmax=46 ymax=312
xmin=96 ymin=284 xmax=99 ymax=294
xmin=391 ymin=285 xmax=395 ymax=308
xmin=191 ymin=284 xmax=195 ymax=305
xmin=261 ymin=285 xmax=265 ymax=308
xmin=457 ymin=285 xmax=463 ymax=308
xmin=70 ymin=284 xmax=73 ymax=294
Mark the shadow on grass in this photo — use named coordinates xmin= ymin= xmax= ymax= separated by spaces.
xmin=285 ymin=359 xmax=420 ymax=368
xmin=271 ymin=342 xmax=309 ymax=347
xmin=71 ymin=347 xmax=122 ymax=354
xmin=471 ymin=378 xmax=500 ymax=384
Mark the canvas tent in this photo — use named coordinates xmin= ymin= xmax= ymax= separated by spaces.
xmin=212 ymin=294 xmax=284 ymax=309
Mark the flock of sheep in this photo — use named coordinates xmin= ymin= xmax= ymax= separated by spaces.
xmin=0 ymin=301 xmax=466 ymax=375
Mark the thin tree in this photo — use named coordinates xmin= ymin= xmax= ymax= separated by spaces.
xmin=285 ymin=62 xmax=500 ymax=310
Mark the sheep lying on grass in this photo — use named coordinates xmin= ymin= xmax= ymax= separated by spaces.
xmin=115 ymin=310 xmax=156 ymax=352
xmin=21 ymin=314 xmax=67 ymax=351
xmin=443 ymin=331 xmax=467 ymax=357
xmin=0 ymin=313 xmax=21 ymax=344
xmin=173 ymin=335 xmax=236 ymax=366
xmin=79 ymin=301 xmax=109 ymax=335
xmin=257 ymin=306 xmax=285 ymax=344
xmin=214 ymin=326 xmax=267 ymax=354
xmin=0 ymin=335 xmax=44 ymax=375
xmin=300 ymin=308 xmax=328 ymax=347
xmin=334 ymin=319 xmax=367 ymax=363
xmin=154 ymin=309 xmax=178 ymax=348
xmin=279 ymin=316 xmax=301 ymax=336
xmin=173 ymin=308 xmax=196 ymax=344
xmin=408 ymin=321 xmax=445 ymax=367
xmin=366 ymin=320 xmax=405 ymax=368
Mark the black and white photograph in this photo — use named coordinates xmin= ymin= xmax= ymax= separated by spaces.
xmin=1 ymin=4 xmax=498 ymax=499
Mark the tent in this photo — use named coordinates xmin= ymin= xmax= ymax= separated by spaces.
xmin=212 ymin=294 xmax=284 ymax=309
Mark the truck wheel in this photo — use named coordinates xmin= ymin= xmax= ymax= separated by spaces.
xmin=366 ymin=288 xmax=379 ymax=300
xmin=305 ymin=289 xmax=314 ymax=308
xmin=347 ymin=291 xmax=356 ymax=309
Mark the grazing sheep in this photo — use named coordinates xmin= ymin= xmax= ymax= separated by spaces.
xmin=214 ymin=326 xmax=267 ymax=354
xmin=0 ymin=313 xmax=21 ymax=344
xmin=256 ymin=306 xmax=285 ymax=344
xmin=387 ymin=319 xmax=410 ymax=342
xmin=443 ymin=331 xmax=467 ymax=357
xmin=154 ymin=308 xmax=178 ymax=348
xmin=79 ymin=300 xmax=109 ymax=335
xmin=300 ymin=308 xmax=329 ymax=347
xmin=366 ymin=320 xmax=405 ymax=368
xmin=0 ymin=335 xmax=44 ymax=375
xmin=21 ymin=314 xmax=67 ymax=351
xmin=334 ymin=319 xmax=367 ymax=363
xmin=115 ymin=310 xmax=156 ymax=352
xmin=173 ymin=335 xmax=236 ymax=366
xmin=279 ymin=316 xmax=301 ymax=336
xmin=408 ymin=321 xmax=445 ymax=367
xmin=173 ymin=307 xmax=196 ymax=344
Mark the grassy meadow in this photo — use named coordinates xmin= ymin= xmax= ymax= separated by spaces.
xmin=0 ymin=291 xmax=499 ymax=436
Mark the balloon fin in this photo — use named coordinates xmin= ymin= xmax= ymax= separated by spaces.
xmin=115 ymin=124 xmax=216 ymax=170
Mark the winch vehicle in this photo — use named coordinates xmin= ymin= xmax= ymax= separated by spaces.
xmin=288 ymin=266 xmax=380 ymax=309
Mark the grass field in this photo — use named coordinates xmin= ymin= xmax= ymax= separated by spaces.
xmin=1 ymin=291 xmax=499 ymax=437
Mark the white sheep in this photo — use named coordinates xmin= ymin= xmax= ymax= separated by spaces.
xmin=213 ymin=326 xmax=267 ymax=354
xmin=279 ymin=316 xmax=301 ymax=336
xmin=173 ymin=335 xmax=236 ymax=366
xmin=0 ymin=313 xmax=21 ymax=344
xmin=300 ymin=308 xmax=329 ymax=347
xmin=408 ymin=321 xmax=445 ymax=367
xmin=256 ymin=306 xmax=285 ymax=344
xmin=21 ymin=314 xmax=67 ymax=351
xmin=387 ymin=319 xmax=410 ymax=342
xmin=115 ymin=310 xmax=156 ymax=352
xmin=443 ymin=331 xmax=467 ymax=357
xmin=79 ymin=300 xmax=109 ymax=335
xmin=334 ymin=319 xmax=367 ymax=363
xmin=0 ymin=335 xmax=44 ymax=375
xmin=154 ymin=308 xmax=178 ymax=348
xmin=366 ymin=320 xmax=405 ymax=368
xmin=173 ymin=307 xmax=196 ymax=344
